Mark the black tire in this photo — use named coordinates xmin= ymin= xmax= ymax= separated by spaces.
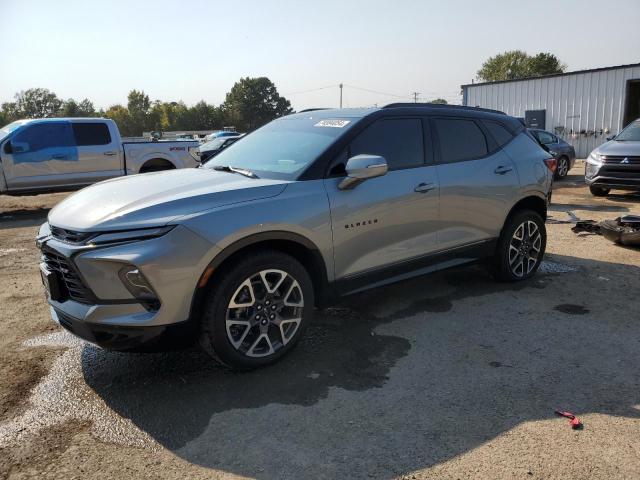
xmin=555 ymin=156 xmax=570 ymax=179
xmin=589 ymin=185 xmax=610 ymax=197
xmin=139 ymin=160 xmax=176 ymax=173
xmin=489 ymin=210 xmax=546 ymax=282
xmin=199 ymin=250 xmax=314 ymax=370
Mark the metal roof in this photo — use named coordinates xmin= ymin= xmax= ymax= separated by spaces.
xmin=461 ymin=62 xmax=640 ymax=89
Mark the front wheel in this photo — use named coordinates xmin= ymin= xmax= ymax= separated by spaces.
xmin=199 ymin=251 xmax=314 ymax=369
xmin=489 ymin=210 xmax=546 ymax=282
xmin=589 ymin=185 xmax=610 ymax=197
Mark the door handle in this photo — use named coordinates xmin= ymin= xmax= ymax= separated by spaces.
xmin=51 ymin=153 xmax=67 ymax=160
xmin=494 ymin=165 xmax=513 ymax=175
xmin=414 ymin=182 xmax=436 ymax=193
xmin=103 ymin=151 xmax=117 ymax=156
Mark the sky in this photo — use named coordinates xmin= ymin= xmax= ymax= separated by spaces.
xmin=2 ymin=0 xmax=639 ymax=111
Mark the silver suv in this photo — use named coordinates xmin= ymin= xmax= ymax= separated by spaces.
xmin=37 ymin=104 xmax=554 ymax=369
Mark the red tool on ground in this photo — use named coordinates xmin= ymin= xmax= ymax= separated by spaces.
xmin=555 ymin=410 xmax=583 ymax=429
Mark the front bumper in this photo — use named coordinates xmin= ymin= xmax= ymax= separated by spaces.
xmin=585 ymin=160 xmax=640 ymax=190
xmin=52 ymin=308 xmax=195 ymax=350
xmin=38 ymin=223 xmax=218 ymax=348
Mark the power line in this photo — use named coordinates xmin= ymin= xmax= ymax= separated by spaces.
xmin=284 ymin=84 xmax=339 ymax=96
xmin=342 ymin=84 xmax=410 ymax=99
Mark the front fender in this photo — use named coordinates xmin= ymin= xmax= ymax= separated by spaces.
xmin=0 ymin=159 xmax=7 ymax=193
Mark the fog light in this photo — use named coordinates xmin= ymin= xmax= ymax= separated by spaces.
xmin=585 ymin=162 xmax=599 ymax=178
xmin=118 ymin=265 xmax=160 ymax=310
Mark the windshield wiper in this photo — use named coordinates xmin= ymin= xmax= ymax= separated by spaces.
xmin=212 ymin=165 xmax=259 ymax=178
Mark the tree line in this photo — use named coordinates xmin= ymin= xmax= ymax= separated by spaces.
xmin=0 ymin=77 xmax=293 ymax=136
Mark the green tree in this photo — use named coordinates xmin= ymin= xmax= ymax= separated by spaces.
xmin=104 ymin=104 xmax=133 ymax=136
xmin=13 ymin=88 xmax=63 ymax=118
xmin=527 ymin=52 xmax=567 ymax=77
xmin=61 ymin=98 xmax=96 ymax=117
xmin=126 ymin=90 xmax=152 ymax=135
xmin=477 ymin=50 xmax=566 ymax=82
xmin=221 ymin=77 xmax=292 ymax=131
xmin=428 ymin=98 xmax=448 ymax=104
xmin=190 ymin=101 xmax=221 ymax=130
xmin=0 ymin=102 xmax=20 ymax=124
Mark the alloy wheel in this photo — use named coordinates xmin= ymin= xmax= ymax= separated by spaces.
xmin=225 ymin=269 xmax=304 ymax=358
xmin=508 ymin=220 xmax=542 ymax=278
xmin=557 ymin=157 xmax=569 ymax=177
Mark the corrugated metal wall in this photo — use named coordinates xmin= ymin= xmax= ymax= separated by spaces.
xmin=463 ymin=65 xmax=640 ymax=157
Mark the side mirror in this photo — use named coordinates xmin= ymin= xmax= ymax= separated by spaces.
xmin=3 ymin=140 xmax=12 ymax=154
xmin=606 ymin=135 xmax=615 ymax=141
xmin=11 ymin=141 xmax=29 ymax=154
xmin=338 ymin=154 xmax=388 ymax=190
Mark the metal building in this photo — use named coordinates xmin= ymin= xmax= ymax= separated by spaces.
xmin=461 ymin=62 xmax=640 ymax=157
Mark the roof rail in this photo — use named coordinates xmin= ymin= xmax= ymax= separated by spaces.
xmin=297 ymin=108 xmax=330 ymax=113
xmin=383 ymin=103 xmax=505 ymax=115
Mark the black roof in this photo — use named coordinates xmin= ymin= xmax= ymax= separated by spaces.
xmin=461 ymin=62 xmax=640 ymax=89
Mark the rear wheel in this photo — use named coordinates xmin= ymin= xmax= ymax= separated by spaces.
xmin=199 ymin=251 xmax=314 ymax=369
xmin=589 ymin=185 xmax=610 ymax=197
xmin=490 ymin=210 xmax=546 ymax=282
xmin=555 ymin=156 xmax=570 ymax=179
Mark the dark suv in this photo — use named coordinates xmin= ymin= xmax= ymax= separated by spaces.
xmin=37 ymin=104 xmax=554 ymax=369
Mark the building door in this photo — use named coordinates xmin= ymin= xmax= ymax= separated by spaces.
xmin=623 ymin=80 xmax=640 ymax=128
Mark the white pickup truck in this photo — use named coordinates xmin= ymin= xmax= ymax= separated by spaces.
xmin=0 ymin=118 xmax=199 ymax=195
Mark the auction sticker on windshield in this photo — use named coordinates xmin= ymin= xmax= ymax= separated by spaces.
xmin=314 ymin=119 xmax=351 ymax=128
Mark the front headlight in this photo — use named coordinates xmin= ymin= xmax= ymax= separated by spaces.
xmin=588 ymin=152 xmax=603 ymax=164
xmin=88 ymin=226 xmax=174 ymax=246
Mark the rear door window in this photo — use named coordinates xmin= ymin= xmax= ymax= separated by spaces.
xmin=350 ymin=118 xmax=424 ymax=170
xmin=536 ymin=131 xmax=555 ymax=145
xmin=433 ymin=118 xmax=488 ymax=163
xmin=72 ymin=123 xmax=112 ymax=146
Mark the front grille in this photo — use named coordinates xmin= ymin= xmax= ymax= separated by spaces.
xmin=42 ymin=248 xmax=94 ymax=304
xmin=602 ymin=156 xmax=640 ymax=165
xmin=598 ymin=165 xmax=640 ymax=177
xmin=50 ymin=226 xmax=94 ymax=245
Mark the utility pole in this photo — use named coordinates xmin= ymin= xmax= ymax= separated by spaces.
xmin=339 ymin=83 xmax=343 ymax=108
xmin=412 ymin=92 xmax=421 ymax=103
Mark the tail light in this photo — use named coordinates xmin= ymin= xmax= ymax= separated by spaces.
xmin=544 ymin=157 xmax=557 ymax=173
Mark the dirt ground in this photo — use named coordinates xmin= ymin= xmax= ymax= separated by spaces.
xmin=0 ymin=162 xmax=639 ymax=479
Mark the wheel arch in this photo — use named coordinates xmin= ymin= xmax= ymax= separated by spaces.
xmin=139 ymin=157 xmax=177 ymax=172
xmin=504 ymin=194 xmax=548 ymax=228
xmin=189 ymin=231 xmax=330 ymax=323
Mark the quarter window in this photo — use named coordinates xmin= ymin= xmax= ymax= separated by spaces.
xmin=72 ymin=123 xmax=112 ymax=146
xmin=350 ymin=118 xmax=424 ymax=170
xmin=483 ymin=121 xmax=514 ymax=147
xmin=433 ymin=118 xmax=488 ymax=163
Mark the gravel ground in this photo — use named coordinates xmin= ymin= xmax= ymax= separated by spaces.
xmin=0 ymin=163 xmax=639 ymax=479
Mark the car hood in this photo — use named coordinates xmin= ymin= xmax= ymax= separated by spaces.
xmin=48 ymin=168 xmax=289 ymax=231
xmin=595 ymin=140 xmax=640 ymax=156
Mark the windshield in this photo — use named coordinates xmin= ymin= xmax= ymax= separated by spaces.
xmin=615 ymin=121 xmax=640 ymax=141
xmin=0 ymin=120 xmax=29 ymax=143
xmin=201 ymin=137 xmax=230 ymax=151
xmin=204 ymin=115 xmax=356 ymax=179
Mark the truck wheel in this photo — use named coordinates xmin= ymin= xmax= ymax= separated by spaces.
xmin=489 ymin=210 xmax=546 ymax=282
xmin=555 ymin=156 xmax=570 ymax=179
xmin=589 ymin=185 xmax=610 ymax=197
xmin=140 ymin=159 xmax=176 ymax=173
xmin=199 ymin=250 xmax=314 ymax=370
